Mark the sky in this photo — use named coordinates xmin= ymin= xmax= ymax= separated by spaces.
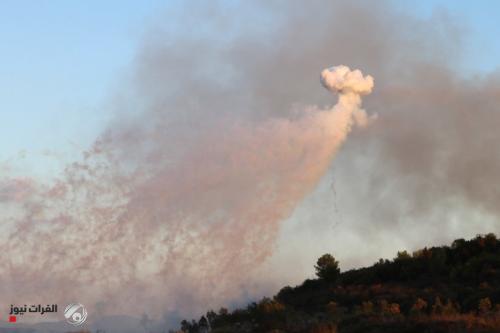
xmin=0 ymin=0 xmax=165 ymax=174
xmin=1 ymin=0 xmax=500 ymax=169
xmin=400 ymin=1 xmax=500 ymax=74
xmin=1 ymin=0 xmax=500 ymax=328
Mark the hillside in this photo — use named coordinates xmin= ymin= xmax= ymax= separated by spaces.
xmin=176 ymin=233 xmax=500 ymax=333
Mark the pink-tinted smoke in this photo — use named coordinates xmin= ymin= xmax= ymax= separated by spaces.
xmin=0 ymin=66 xmax=373 ymax=318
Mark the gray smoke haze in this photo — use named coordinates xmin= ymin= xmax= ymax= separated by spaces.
xmin=1 ymin=0 xmax=500 ymax=327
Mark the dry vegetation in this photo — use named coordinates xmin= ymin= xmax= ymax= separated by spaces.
xmin=176 ymin=233 xmax=500 ymax=333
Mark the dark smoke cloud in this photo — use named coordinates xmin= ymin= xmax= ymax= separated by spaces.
xmin=1 ymin=0 xmax=499 ymax=325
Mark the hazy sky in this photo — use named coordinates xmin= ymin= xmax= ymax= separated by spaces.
xmin=1 ymin=0 xmax=499 ymax=167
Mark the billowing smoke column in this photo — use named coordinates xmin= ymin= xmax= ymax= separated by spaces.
xmin=321 ymin=65 xmax=375 ymax=128
xmin=0 ymin=66 xmax=373 ymax=318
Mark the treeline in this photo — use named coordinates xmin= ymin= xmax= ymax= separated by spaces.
xmin=175 ymin=233 xmax=500 ymax=333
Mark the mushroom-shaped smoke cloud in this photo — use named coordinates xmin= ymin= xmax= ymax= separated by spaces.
xmin=321 ymin=65 xmax=374 ymax=95
xmin=320 ymin=65 xmax=375 ymax=128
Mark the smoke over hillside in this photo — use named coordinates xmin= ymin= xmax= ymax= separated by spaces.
xmin=1 ymin=0 xmax=499 ymax=324
xmin=0 ymin=61 xmax=373 ymax=320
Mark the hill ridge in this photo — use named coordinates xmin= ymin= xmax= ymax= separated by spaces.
xmin=176 ymin=233 xmax=500 ymax=333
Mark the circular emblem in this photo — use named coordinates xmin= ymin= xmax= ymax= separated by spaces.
xmin=64 ymin=303 xmax=88 ymax=326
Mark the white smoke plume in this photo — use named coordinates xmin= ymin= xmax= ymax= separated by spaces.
xmin=0 ymin=66 xmax=373 ymax=318
xmin=321 ymin=65 xmax=373 ymax=95
xmin=321 ymin=65 xmax=376 ymax=128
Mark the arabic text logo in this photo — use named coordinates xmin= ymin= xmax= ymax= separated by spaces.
xmin=64 ymin=303 xmax=87 ymax=326
xmin=8 ymin=304 xmax=58 ymax=323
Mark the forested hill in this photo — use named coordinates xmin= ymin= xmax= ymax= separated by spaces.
xmin=176 ymin=233 xmax=500 ymax=333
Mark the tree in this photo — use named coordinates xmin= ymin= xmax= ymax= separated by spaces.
xmin=410 ymin=298 xmax=428 ymax=316
xmin=388 ymin=303 xmax=401 ymax=315
xmin=478 ymin=297 xmax=492 ymax=314
xmin=361 ymin=301 xmax=374 ymax=315
xmin=315 ymin=254 xmax=340 ymax=283
xmin=206 ymin=310 xmax=217 ymax=328
xmin=395 ymin=250 xmax=411 ymax=261
xmin=442 ymin=299 xmax=459 ymax=315
xmin=198 ymin=316 xmax=209 ymax=333
xmin=432 ymin=297 xmax=444 ymax=315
